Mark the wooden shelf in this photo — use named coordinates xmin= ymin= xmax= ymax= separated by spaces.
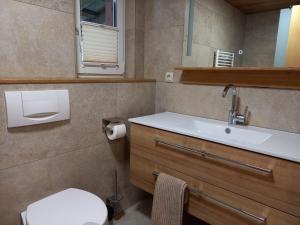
xmin=225 ymin=0 xmax=300 ymax=14
xmin=0 ymin=77 xmax=156 ymax=85
xmin=176 ymin=67 xmax=300 ymax=89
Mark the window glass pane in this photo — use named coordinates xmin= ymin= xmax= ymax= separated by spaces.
xmin=80 ymin=0 xmax=116 ymax=27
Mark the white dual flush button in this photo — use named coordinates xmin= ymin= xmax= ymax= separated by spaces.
xmin=5 ymin=90 xmax=70 ymax=128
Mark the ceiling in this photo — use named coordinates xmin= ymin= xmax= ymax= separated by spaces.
xmin=225 ymin=0 xmax=300 ymax=13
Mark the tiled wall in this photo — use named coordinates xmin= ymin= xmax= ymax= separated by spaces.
xmin=182 ymin=0 xmax=245 ymax=67
xmin=242 ymin=10 xmax=280 ymax=67
xmin=126 ymin=0 xmax=146 ymax=78
xmin=0 ymin=0 xmax=143 ymax=78
xmin=0 ymin=82 xmax=155 ymax=225
xmin=0 ymin=0 xmax=75 ymax=77
xmin=156 ymin=83 xmax=300 ymax=133
xmin=143 ymin=0 xmax=300 ymax=134
xmin=144 ymin=0 xmax=186 ymax=79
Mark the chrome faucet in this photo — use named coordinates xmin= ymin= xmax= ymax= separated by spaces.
xmin=222 ymin=85 xmax=249 ymax=125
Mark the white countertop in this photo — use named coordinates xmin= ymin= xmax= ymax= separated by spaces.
xmin=129 ymin=112 xmax=300 ymax=163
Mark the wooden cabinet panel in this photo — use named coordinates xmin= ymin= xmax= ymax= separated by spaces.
xmin=130 ymin=154 xmax=300 ymax=225
xmin=131 ymin=124 xmax=300 ymax=218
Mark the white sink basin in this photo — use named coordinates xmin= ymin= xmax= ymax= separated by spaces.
xmin=177 ymin=120 xmax=272 ymax=145
xmin=129 ymin=112 xmax=300 ymax=163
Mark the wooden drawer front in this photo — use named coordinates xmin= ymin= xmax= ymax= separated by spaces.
xmin=130 ymin=154 xmax=300 ymax=225
xmin=131 ymin=124 xmax=300 ymax=217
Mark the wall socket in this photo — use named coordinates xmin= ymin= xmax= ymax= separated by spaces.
xmin=165 ymin=72 xmax=174 ymax=82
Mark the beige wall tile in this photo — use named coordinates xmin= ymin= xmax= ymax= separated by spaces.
xmin=239 ymin=87 xmax=300 ymax=133
xmin=210 ymin=11 xmax=245 ymax=51
xmin=126 ymin=28 xmax=146 ymax=78
xmin=143 ymin=0 xmax=184 ymax=80
xmin=126 ymin=0 xmax=136 ymax=30
xmin=125 ymin=0 xmax=145 ymax=78
xmin=156 ymin=82 xmax=300 ymax=134
xmin=192 ymin=2 xmax=213 ymax=46
xmin=135 ymin=0 xmax=146 ymax=30
xmin=156 ymin=82 xmax=230 ymax=121
xmin=15 ymin=0 xmax=74 ymax=13
xmin=196 ymin=0 xmax=242 ymax=18
xmin=117 ymin=83 xmax=156 ymax=119
xmin=126 ymin=0 xmax=145 ymax=78
xmin=182 ymin=44 xmax=213 ymax=67
xmin=126 ymin=29 xmax=136 ymax=77
xmin=242 ymin=10 xmax=280 ymax=67
xmin=134 ymin=29 xmax=145 ymax=78
xmin=144 ymin=26 xmax=184 ymax=80
xmin=144 ymin=0 xmax=185 ymax=30
xmin=0 ymin=0 xmax=76 ymax=78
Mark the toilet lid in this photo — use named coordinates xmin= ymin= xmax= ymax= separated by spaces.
xmin=26 ymin=188 xmax=107 ymax=225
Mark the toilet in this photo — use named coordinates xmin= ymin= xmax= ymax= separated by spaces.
xmin=21 ymin=188 xmax=108 ymax=225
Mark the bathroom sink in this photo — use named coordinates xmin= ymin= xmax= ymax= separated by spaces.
xmin=177 ymin=120 xmax=272 ymax=145
xmin=129 ymin=112 xmax=300 ymax=163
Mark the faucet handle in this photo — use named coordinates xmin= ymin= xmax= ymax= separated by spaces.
xmin=243 ymin=106 xmax=248 ymax=115
xmin=243 ymin=106 xmax=249 ymax=123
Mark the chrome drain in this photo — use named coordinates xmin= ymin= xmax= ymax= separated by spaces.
xmin=225 ymin=128 xmax=231 ymax=134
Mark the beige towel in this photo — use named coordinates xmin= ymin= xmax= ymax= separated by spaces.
xmin=151 ymin=173 xmax=188 ymax=225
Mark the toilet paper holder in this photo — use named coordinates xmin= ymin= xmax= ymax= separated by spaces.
xmin=102 ymin=117 xmax=125 ymax=133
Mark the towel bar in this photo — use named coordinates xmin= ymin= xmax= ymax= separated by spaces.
xmin=152 ymin=171 xmax=266 ymax=225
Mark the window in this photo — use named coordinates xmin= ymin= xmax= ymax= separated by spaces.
xmin=76 ymin=0 xmax=125 ymax=76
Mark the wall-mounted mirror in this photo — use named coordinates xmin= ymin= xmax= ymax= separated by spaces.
xmin=182 ymin=0 xmax=300 ymax=68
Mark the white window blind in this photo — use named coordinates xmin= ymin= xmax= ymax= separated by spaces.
xmin=81 ymin=21 xmax=119 ymax=67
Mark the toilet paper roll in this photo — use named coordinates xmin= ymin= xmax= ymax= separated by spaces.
xmin=106 ymin=123 xmax=126 ymax=141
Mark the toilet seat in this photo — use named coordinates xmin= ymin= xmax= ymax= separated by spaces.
xmin=25 ymin=188 xmax=107 ymax=225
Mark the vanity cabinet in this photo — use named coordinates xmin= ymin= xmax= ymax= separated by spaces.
xmin=130 ymin=124 xmax=300 ymax=225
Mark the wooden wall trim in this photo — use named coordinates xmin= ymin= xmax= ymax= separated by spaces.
xmin=176 ymin=67 xmax=300 ymax=89
xmin=0 ymin=77 xmax=156 ymax=85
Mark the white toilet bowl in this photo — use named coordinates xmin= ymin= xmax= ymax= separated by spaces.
xmin=21 ymin=188 xmax=108 ymax=225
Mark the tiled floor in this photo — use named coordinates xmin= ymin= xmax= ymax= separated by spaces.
xmin=112 ymin=199 xmax=152 ymax=225
xmin=111 ymin=198 xmax=209 ymax=225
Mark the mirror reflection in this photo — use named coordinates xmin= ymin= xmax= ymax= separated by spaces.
xmin=182 ymin=0 xmax=300 ymax=68
xmin=80 ymin=0 xmax=116 ymax=27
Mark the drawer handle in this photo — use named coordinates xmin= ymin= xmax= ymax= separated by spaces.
xmin=155 ymin=139 xmax=273 ymax=176
xmin=152 ymin=171 xmax=267 ymax=225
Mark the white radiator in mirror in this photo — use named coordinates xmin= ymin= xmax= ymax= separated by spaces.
xmin=5 ymin=90 xmax=70 ymax=128
xmin=214 ymin=50 xmax=235 ymax=67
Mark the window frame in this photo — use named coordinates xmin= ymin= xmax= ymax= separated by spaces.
xmin=75 ymin=0 xmax=125 ymax=76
